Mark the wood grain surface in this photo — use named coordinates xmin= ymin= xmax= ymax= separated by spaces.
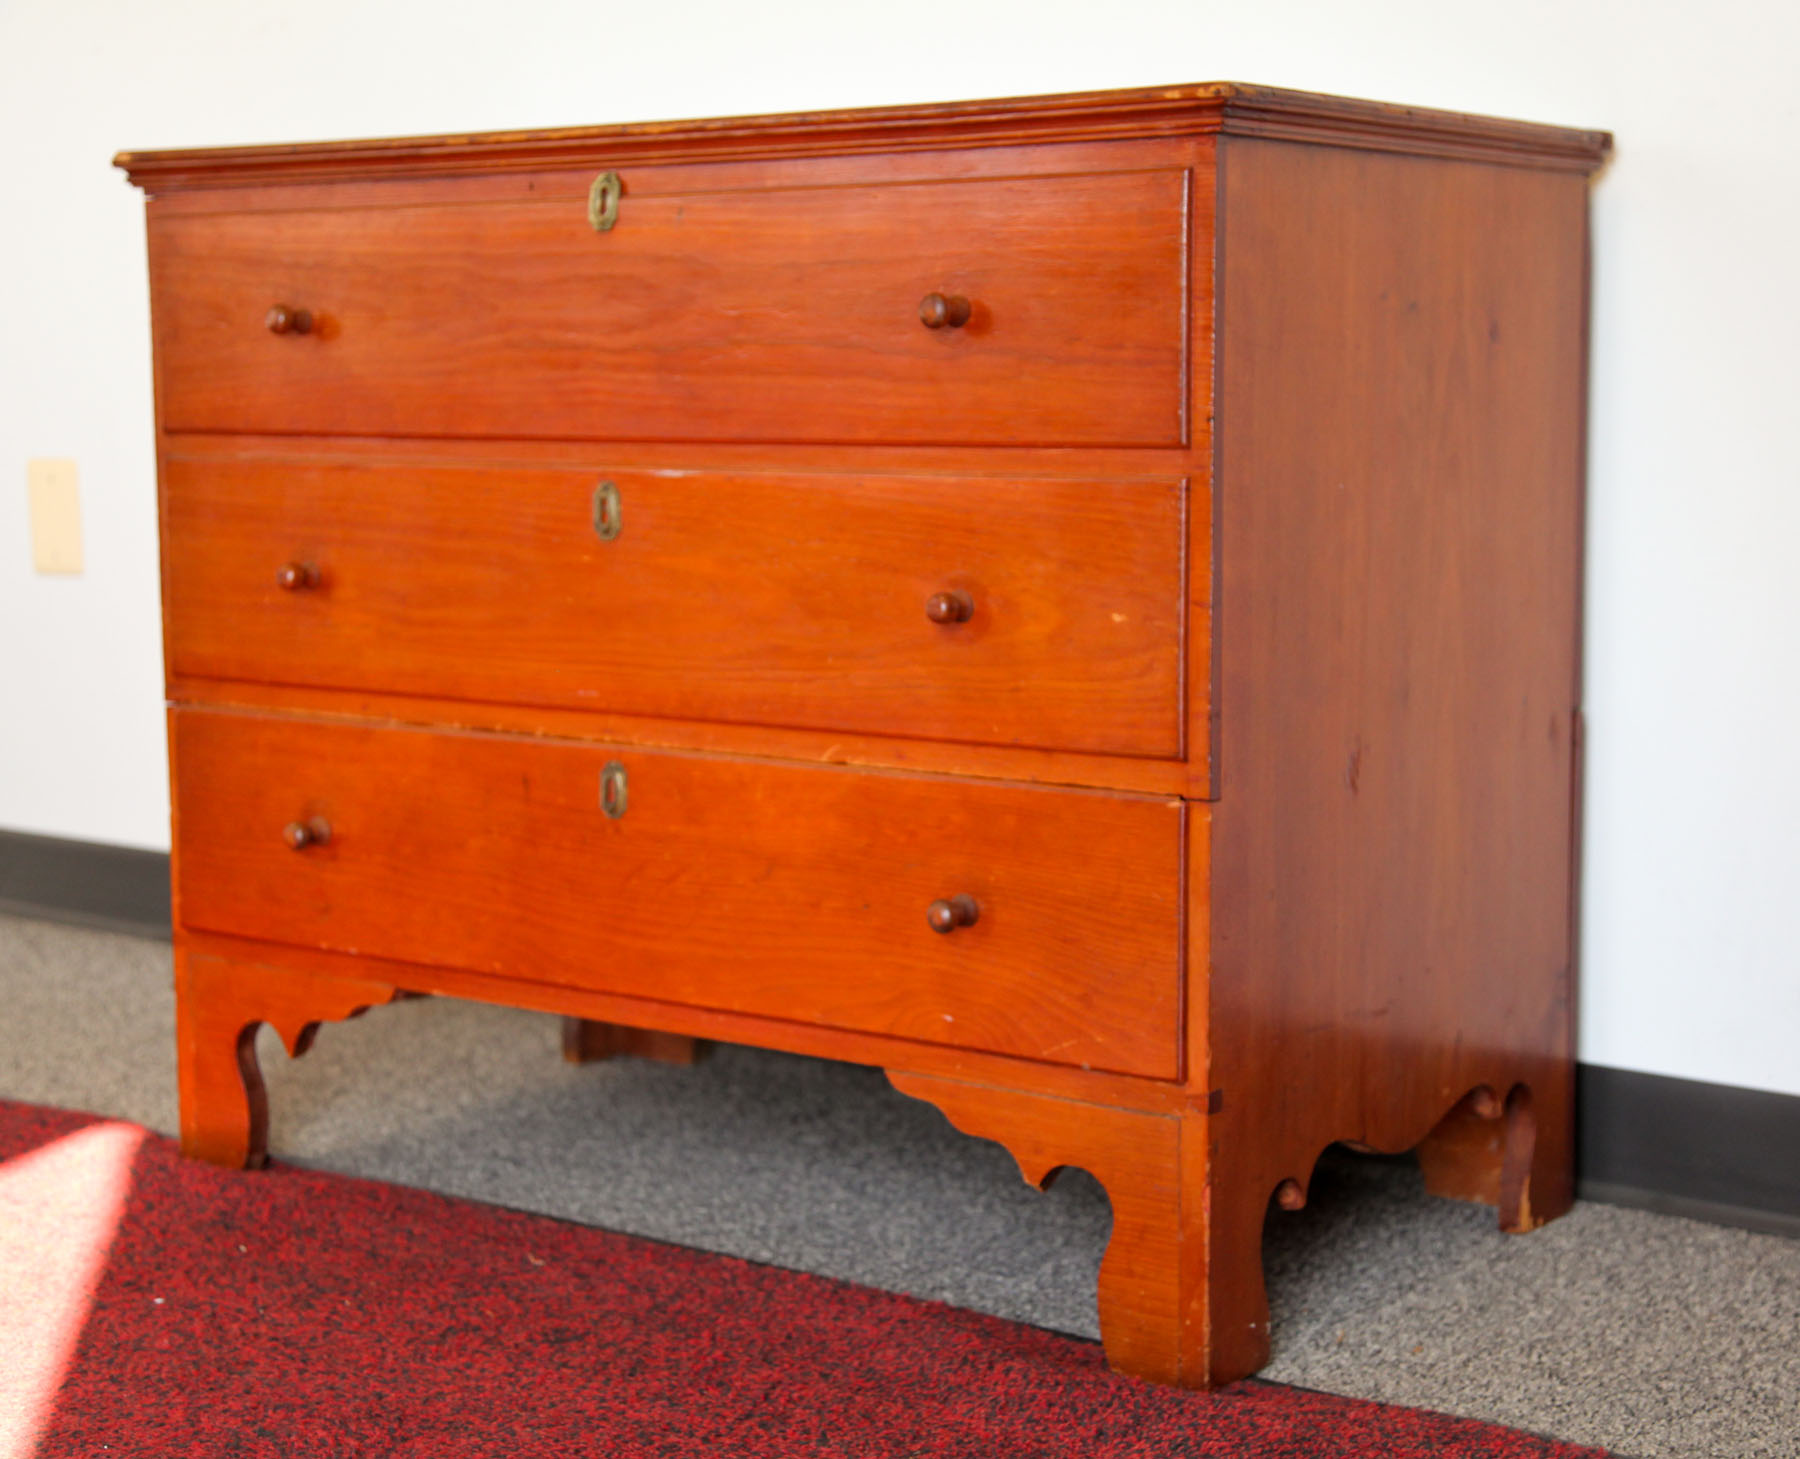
xmin=172 ymin=708 xmax=1186 ymax=1078
xmin=175 ymin=944 xmax=400 ymax=1168
xmin=150 ymin=160 xmax=1188 ymax=447
xmin=1205 ymin=137 xmax=1589 ymax=1368
xmin=162 ymin=457 xmax=1188 ymax=758
xmin=172 ymin=924 xmax=1202 ymax=1115
xmin=561 ymin=1018 xmax=709 ymax=1066
xmin=114 ymin=81 xmax=1609 ymax=191
xmin=166 ymin=675 xmax=1204 ymax=797
xmin=888 ymin=1071 xmax=1210 ymax=1384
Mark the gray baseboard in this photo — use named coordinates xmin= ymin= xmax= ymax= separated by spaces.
xmin=1576 ymin=1063 xmax=1800 ymax=1236
xmin=0 ymin=828 xmax=171 ymax=940
xmin=3 ymin=828 xmax=1796 ymax=1234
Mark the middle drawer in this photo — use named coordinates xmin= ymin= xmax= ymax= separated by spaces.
xmin=164 ymin=457 xmax=1187 ymax=758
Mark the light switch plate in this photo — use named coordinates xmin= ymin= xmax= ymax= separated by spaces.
xmin=27 ymin=458 xmax=82 ymax=574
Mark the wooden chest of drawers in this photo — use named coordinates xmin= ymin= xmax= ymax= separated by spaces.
xmin=118 ymin=83 xmax=1609 ymax=1388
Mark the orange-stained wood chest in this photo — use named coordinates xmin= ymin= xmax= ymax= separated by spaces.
xmin=117 ymin=83 xmax=1610 ymax=1387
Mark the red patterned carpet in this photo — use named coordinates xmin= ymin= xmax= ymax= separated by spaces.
xmin=0 ymin=1099 xmax=1609 ymax=1458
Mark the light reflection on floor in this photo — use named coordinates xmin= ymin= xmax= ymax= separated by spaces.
xmin=0 ymin=1121 xmax=143 ymax=1459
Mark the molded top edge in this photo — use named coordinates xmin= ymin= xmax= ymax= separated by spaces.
xmin=114 ymin=81 xmax=1612 ymax=190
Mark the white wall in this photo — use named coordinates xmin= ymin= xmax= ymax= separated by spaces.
xmin=2 ymin=0 xmax=1796 ymax=1098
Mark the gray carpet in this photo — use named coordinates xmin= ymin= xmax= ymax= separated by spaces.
xmin=3 ymin=910 xmax=1796 ymax=1457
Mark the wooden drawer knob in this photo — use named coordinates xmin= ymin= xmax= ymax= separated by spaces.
xmin=282 ymin=817 xmax=332 ymax=850
xmin=918 ymin=292 xmax=971 ymax=330
xmin=265 ymin=305 xmax=314 ymax=336
xmin=927 ymin=894 xmax=980 ymax=934
xmin=275 ymin=561 xmax=319 ymax=591
xmin=924 ymin=590 xmax=974 ymax=625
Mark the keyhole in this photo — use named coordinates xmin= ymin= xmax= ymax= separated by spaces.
xmin=593 ymin=481 xmax=622 ymax=541
xmin=600 ymin=762 xmax=628 ymax=819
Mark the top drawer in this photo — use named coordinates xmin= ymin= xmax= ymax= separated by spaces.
xmin=148 ymin=159 xmax=1189 ymax=447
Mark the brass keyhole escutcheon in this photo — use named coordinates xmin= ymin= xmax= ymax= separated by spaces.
xmin=588 ymin=171 xmax=622 ymax=232
xmin=592 ymin=480 xmax=622 ymax=541
xmin=600 ymin=761 xmax=629 ymax=819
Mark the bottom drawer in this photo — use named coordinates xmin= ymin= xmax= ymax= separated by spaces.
xmin=172 ymin=710 xmax=1185 ymax=1079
